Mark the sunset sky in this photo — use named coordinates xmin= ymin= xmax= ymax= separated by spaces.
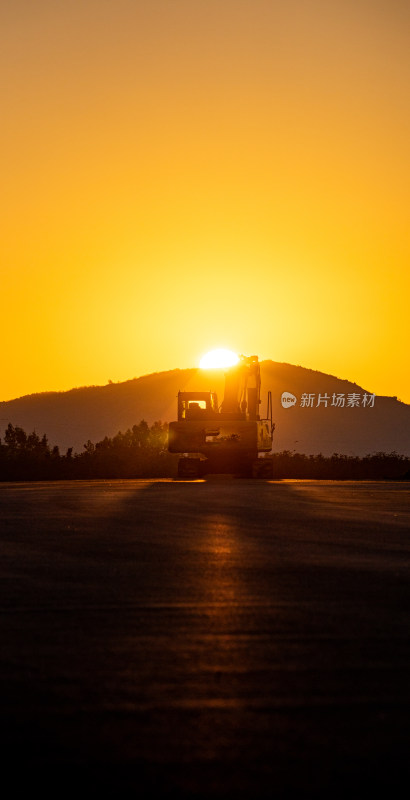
xmin=1 ymin=0 xmax=409 ymax=403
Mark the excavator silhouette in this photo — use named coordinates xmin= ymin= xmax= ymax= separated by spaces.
xmin=168 ymin=355 xmax=275 ymax=478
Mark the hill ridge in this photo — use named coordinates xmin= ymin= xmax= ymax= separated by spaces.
xmin=1 ymin=361 xmax=408 ymax=456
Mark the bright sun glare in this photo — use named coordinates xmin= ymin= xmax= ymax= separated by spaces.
xmin=199 ymin=349 xmax=239 ymax=369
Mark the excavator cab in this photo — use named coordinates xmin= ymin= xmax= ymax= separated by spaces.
xmin=178 ymin=392 xmax=219 ymax=421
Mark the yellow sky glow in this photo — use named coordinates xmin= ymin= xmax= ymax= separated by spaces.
xmin=1 ymin=1 xmax=409 ymax=403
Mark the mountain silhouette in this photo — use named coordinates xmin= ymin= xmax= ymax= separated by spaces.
xmin=1 ymin=361 xmax=409 ymax=457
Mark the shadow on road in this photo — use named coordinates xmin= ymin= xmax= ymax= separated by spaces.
xmin=1 ymin=479 xmax=409 ymax=795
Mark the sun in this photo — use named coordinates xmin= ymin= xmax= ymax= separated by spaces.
xmin=199 ymin=349 xmax=239 ymax=369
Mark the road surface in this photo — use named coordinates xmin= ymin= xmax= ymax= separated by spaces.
xmin=1 ymin=479 xmax=409 ymax=796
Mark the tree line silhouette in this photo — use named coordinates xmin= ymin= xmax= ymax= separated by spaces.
xmin=0 ymin=422 xmax=409 ymax=480
xmin=0 ymin=421 xmax=177 ymax=480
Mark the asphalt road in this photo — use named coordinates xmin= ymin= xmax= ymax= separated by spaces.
xmin=1 ymin=479 xmax=409 ymax=796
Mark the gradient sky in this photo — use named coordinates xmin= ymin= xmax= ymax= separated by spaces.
xmin=1 ymin=0 xmax=409 ymax=402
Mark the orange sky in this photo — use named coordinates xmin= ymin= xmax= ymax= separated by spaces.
xmin=1 ymin=0 xmax=409 ymax=403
